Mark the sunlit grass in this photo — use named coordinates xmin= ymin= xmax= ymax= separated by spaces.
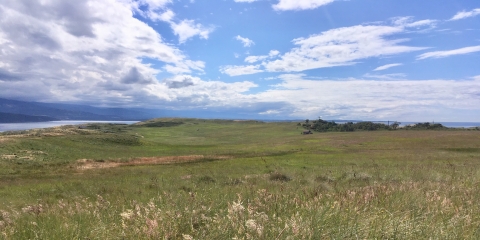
xmin=1 ymin=119 xmax=480 ymax=239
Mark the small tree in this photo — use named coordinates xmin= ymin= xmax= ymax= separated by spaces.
xmin=391 ymin=122 xmax=400 ymax=130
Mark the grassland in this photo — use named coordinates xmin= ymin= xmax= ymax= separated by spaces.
xmin=1 ymin=119 xmax=480 ymax=239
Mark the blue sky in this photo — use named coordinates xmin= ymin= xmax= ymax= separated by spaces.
xmin=0 ymin=0 xmax=479 ymax=121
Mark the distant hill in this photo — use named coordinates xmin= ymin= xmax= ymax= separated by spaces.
xmin=0 ymin=98 xmax=304 ymax=123
xmin=0 ymin=112 xmax=58 ymax=123
xmin=0 ymin=98 xmax=158 ymax=122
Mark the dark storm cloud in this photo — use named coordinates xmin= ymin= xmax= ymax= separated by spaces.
xmin=165 ymin=77 xmax=195 ymax=89
xmin=121 ymin=67 xmax=153 ymax=84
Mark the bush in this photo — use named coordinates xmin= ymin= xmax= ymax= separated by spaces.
xmin=269 ymin=172 xmax=291 ymax=182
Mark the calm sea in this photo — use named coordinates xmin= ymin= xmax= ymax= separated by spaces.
xmin=0 ymin=121 xmax=138 ymax=132
xmin=336 ymin=121 xmax=480 ymax=128
xmin=1 ymin=120 xmax=479 ymax=133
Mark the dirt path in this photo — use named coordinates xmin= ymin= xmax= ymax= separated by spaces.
xmin=76 ymin=155 xmax=230 ymax=170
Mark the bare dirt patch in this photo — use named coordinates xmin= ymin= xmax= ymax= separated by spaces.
xmin=76 ymin=155 xmax=231 ymax=170
xmin=1 ymin=154 xmax=17 ymax=159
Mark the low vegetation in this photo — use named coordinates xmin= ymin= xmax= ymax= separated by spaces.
xmin=301 ymin=118 xmax=451 ymax=132
xmin=1 ymin=118 xmax=480 ymax=239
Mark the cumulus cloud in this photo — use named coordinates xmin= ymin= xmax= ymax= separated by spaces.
xmin=251 ymin=74 xmax=480 ymax=121
xmin=450 ymin=8 xmax=480 ymax=21
xmin=164 ymin=76 xmax=195 ymax=89
xmin=235 ymin=35 xmax=255 ymax=47
xmin=417 ymin=46 xmax=480 ymax=60
xmin=171 ymin=20 xmax=214 ymax=43
xmin=222 ymin=25 xmax=425 ymax=76
xmin=273 ymin=0 xmax=334 ymax=11
xmin=269 ymin=50 xmax=280 ymax=57
xmin=0 ymin=0 xmax=207 ymax=105
xmin=373 ymin=63 xmax=403 ymax=71
xmin=220 ymin=65 xmax=263 ymax=76
xmin=121 ymin=67 xmax=154 ymax=84
xmin=144 ymin=74 xmax=258 ymax=107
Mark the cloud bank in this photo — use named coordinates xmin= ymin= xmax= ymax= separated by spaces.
xmin=0 ymin=0 xmax=244 ymax=107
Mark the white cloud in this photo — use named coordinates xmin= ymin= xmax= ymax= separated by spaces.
xmin=251 ymin=74 xmax=480 ymax=121
xmin=373 ymin=63 xmax=403 ymax=71
xmin=450 ymin=8 xmax=480 ymax=21
xmin=245 ymin=55 xmax=268 ymax=63
xmin=391 ymin=16 xmax=437 ymax=30
xmin=235 ymin=35 xmax=255 ymax=47
xmin=259 ymin=110 xmax=281 ymax=115
xmin=363 ymin=73 xmax=407 ymax=80
xmin=244 ymin=50 xmax=280 ymax=63
xmin=140 ymin=0 xmax=172 ymax=10
xmin=145 ymin=74 xmax=258 ymax=106
xmin=417 ymin=46 xmax=480 ymax=60
xmin=220 ymin=65 xmax=263 ymax=76
xmin=171 ymin=20 xmax=214 ymax=43
xmin=0 ymin=0 xmax=208 ymax=105
xmin=273 ymin=0 xmax=334 ymax=11
xmin=269 ymin=50 xmax=280 ymax=57
xmin=134 ymin=1 xmax=213 ymax=43
xmin=223 ymin=25 xmax=425 ymax=75
xmin=148 ymin=9 xmax=175 ymax=22
xmin=164 ymin=60 xmax=205 ymax=75
xmin=405 ymin=19 xmax=436 ymax=28
xmin=234 ymin=0 xmax=260 ymax=2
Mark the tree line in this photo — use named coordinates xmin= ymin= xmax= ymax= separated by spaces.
xmin=300 ymin=118 xmax=447 ymax=132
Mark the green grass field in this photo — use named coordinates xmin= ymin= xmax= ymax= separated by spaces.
xmin=1 ymin=119 xmax=480 ymax=239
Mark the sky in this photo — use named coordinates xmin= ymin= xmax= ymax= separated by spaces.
xmin=0 ymin=0 xmax=479 ymax=121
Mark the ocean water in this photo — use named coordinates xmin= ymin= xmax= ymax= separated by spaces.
xmin=1 ymin=120 xmax=479 ymax=133
xmin=0 ymin=121 xmax=138 ymax=132
xmin=400 ymin=122 xmax=480 ymax=128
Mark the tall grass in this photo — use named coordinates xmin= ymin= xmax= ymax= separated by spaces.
xmin=1 ymin=119 xmax=480 ymax=239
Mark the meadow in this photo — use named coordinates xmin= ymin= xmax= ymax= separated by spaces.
xmin=0 ymin=118 xmax=480 ymax=239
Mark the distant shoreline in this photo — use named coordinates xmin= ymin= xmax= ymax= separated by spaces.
xmin=1 ymin=119 xmax=479 ymax=133
xmin=0 ymin=120 xmax=139 ymax=132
